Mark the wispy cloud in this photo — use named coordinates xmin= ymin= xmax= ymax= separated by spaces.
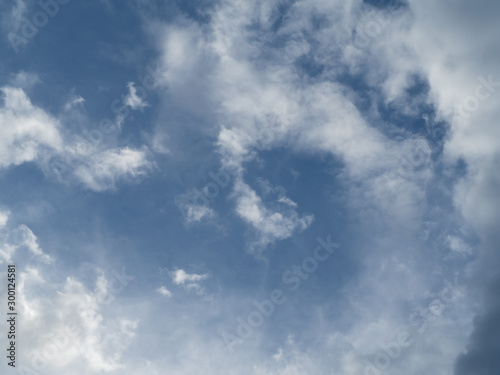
xmin=124 ymin=82 xmax=149 ymax=110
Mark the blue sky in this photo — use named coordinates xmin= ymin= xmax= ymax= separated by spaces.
xmin=0 ymin=0 xmax=499 ymax=374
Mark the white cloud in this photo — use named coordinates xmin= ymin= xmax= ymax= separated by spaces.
xmin=0 ymin=210 xmax=9 ymax=228
xmin=446 ymin=235 xmax=474 ymax=257
xmin=156 ymin=286 xmax=172 ymax=297
xmin=1 ymin=2 xmax=492 ymax=374
xmin=0 ymin=211 xmax=52 ymax=264
xmin=0 ymin=208 xmax=139 ymax=374
xmin=124 ymin=82 xmax=149 ymax=110
xmin=0 ymin=86 xmax=63 ymax=168
xmin=50 ymin=275 xmax=138 ymax=372
xmin=143 ymin=2 xmax=480 ymax=373
xmin=170 ymin=268 xmax=210 ymax=295
xmin=175 ymin=191 xmax=216 ymax=225
xmin=4 ymin=0 xmax=28 ymax=33
xmin=72 ymin=147 xmax=153 ymax=191
xmin=0 ymin=84 xmax=153 ymax=192
xmin=16 ymin=224 xmax=53 ymax=263
xmin=233 ymin=179 xmax=314 ymax=250
xmin=277 ymin=197 xmax=297 ymax=208
xmin=0 ymin=79 xmax=158 ymax=192
xmin=9 ymin=71 xmax=41 ymax=90
xmin=171 ymin=268 xmax=209 ymax=286
xmin=152 ymin=1 xmax=436 ymax=251
xmin=184 ymin=204 xmax=215 ymax=223
xmin=64 ymin=93 xmax=85 ymax=110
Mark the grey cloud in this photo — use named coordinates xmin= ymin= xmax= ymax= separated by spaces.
xmin=455 ymin=278 xmax=500 ymax=375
